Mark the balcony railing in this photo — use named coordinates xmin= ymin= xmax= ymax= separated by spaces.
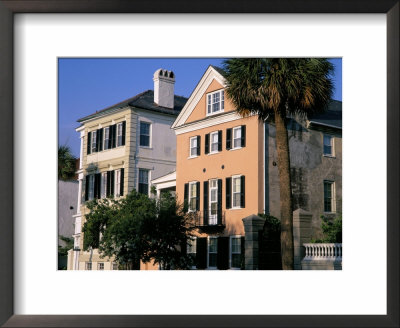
xmin=193 ymin=211 xmax=225 ymax=231
xmin=303 ymin=243 xmax=342 ymax=260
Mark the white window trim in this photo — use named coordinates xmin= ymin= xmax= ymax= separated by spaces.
xmin=209 ymin=131 xmax=219 ymax=154
xmin=207 ymin=236 xmax=218 ymax=269
xmin=231 ymin=174 xmax=242 ymax=209
xmin=206 ymin=89 xmax=225 ymax=117
xmin=116 ymin=122 xmax=123 ymax=147
xmin=229 ymin=235 xmax=242 ymax=270
xmin=208 ymin=179 xmax=218 ymax=225
xmin=139 ymin=121 xmax=152 ymax=148
xmin=97 ymin=262 xmax=104 ymax=270
xmin=88 ymin=174 xmax=95 ymax=201
xmin=101 ymin=172 xmax=107 ymax=198
xmin=323 ymin=134 xmax=335 ymax=157
xmin=232 ymin=126 xmax=242 ymax=150
xmin=189 ymin=136 xmax=198 ymax=158
xmin=103 ymin=126 xmax=110 ymax=151
xmin=91 ymin=130 xmax=97 ymax=153
xmin=188 ymin=181 xmax=198 ymax=212
xmin=114 ymin=169 xmax=121 ymax=197
xmin=111 ymin=262 xmax=118 ymax=270
xmin=323 ymin=180 xmax=336 ymax=213
xmin=85 ymin=262 xmax=92 ymax=270
xmin=187 ymin=237 xmax=197 ymax=269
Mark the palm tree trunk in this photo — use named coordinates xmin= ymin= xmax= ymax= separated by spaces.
xmin=274 ymin=111 xmax=294 ymax=270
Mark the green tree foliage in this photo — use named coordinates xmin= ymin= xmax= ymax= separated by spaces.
xmin=82 ymin=190 xmax=196 ymax=270
xmin=58 ymin=235 xmax=74 ymax=257
xmin=313 ymin=215 xmax=342 ymax=243
xmin=58 ymin=145 xmax=77 ymax=181
xmin=224 ymin=58 xmax=333 ymax=269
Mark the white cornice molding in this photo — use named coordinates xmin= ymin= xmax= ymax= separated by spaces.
xmin=174 ymin=111 xmax=245 ymax=135
xmin=171 ymin=66 xmax=226 ymax=129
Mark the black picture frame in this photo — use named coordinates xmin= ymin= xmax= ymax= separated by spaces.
xmin=0 ymin=1 xmax=398 ymax=327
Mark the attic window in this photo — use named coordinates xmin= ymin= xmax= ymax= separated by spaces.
xmin=206 ymin=89 xmax=225 ymax=116
xmin=169 ymin=72 xmax=174 ymax=78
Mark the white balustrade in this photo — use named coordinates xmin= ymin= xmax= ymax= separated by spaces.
xmin=303 ymin=243 xmax=342 ymax=260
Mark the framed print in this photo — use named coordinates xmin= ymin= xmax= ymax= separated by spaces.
xmin=0 ymin=1 xmax=398 ymax=327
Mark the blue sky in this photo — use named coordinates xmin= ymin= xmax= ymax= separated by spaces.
xmin=59 ymin=58 xmax=342 ymax=157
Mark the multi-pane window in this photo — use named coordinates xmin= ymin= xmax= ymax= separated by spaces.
xmin=91 ymin=131 xmax=97 ymax=153
xmin=190 ymin=137 xmax=198 ymax=157
xmin=101 ymin=172 xmax=107 ymax=198
xmin=116 ymin=122 xmax=123 ymax=147
xmin=114 ymin=169 xmax=121 ymax=197
xmin=209 ymin=179 xmax=218 ymax=225
xmin=138 ymin=169 xmax=149 ymax=195
xmin=97 ymin=262 xmax=104 ymax=270
xmin=187 ymin=238 xmax=196 ymax=267
xmin=85 ymin=262 xmax=92 ymax=270
xmin=207 ymin=90 xmax=224 ymax=115
xmin=231 ymin=237 xmax=241 ymax=268
xmin=323 ymin=135 xmax=333 ymax=156
xmin=189 ymin=182 xmax=198 ymax=212
xmin=88 ymin=175 xmax=94 ymax=200
xmin=208 ymin=238 xmax=217 ymax=268
xmin=140 ymin=122 xmax=151 ymax=147
xmin=233 ymin=127 xmax=242 ymax=149
xmin=111 ymin=262 xmax=118 ymax=270
xmin=232 ymin=176 xmax=241 ymax=208
xmin=103 ymin=126 xmax=110 ymax=150
xmin=324 ymin=181 xmax=335 ymax=212
xmin=210 ymin=131 xmax=219 ymax=153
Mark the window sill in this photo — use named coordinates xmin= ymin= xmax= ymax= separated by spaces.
xmin=140 ymin=146 xmax=153 ymax=150
xmin=229 ymin=147 xmax=242 ymax=152
xmin=206 ymin=110 xmax=224 ymax=117
xmin=188 ymin=155 xmax=198 ymax=160
xmin=229 ymin=207 xmax=243 ymax=210
xmin=207 ymin=151 xmax=220 ymax=156
xmin=323 ymin=154 xmax=336 ymax=158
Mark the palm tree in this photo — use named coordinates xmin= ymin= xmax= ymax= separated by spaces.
xmin=58 ymin=145 xmax=77 ymax=181
xmin=223 ymin=58 xmax=333 ymax=269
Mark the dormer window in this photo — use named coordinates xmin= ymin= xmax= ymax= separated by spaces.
xmin=207 ymin=90 xmax=224 ymax=116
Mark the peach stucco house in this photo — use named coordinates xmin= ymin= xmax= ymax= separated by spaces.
xmin=168 ymin=65 xmax=342 ymax=270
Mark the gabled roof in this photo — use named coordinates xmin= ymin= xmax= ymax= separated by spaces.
xmin=77 ymin=90 xmax=187 ymax=123
xmin=171 ymin=66 xmax=226 ymax=129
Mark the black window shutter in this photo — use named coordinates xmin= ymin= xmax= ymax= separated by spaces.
xmin=122 ymin=121 xmax=126 ymax=146
xmin=218 ymin=130 xmax=222 ymax=151
xmin=240 ymin=236 xmax=245 ymax=269
xmin=95 ymin=130 xmax=100 ymax=152
xmin=120 ymin=168 xmax=124 ymax=196
xmin=226 ymin=177 xmax=232 ymax=209
xmin=241 ymin=125 xmax=246 ymax=147
xmin=111 ymin=124 xmax=116 ymax=148
xmin=205 ymin=133 xmax=209 ymax=154
xmin=196 ymin=135 xmax=201 ymax=156
xmin=226 ymin=128 xmax=232 ymax=150
xmin=196 ymin=237 xmax=207 ymax=269
xmin=98 ymin=129 xmax=103 ymax=151
xmin=240 ymin=175 xmax=245 ymax=208
xmin=106 ymin=171 xmax=111 ymax=197
xmin=87 ymin=132 xmax=91 ymax=155
xmin=217 ymin=179 xmax=222 ymax=224
xmin=108 ymin=127 xmax=112 ymax=149
xmin=85 ymin=175 xmax=89 ymax=201
xmin=217 ymin=237 xmax=230 ymax=270
xmin=196 ymin=181 xmax=200 ymax=211
xmin=111 ymin=170 xmax=115 ymax=195
xmin=203 ymin=180 xmax=209 ymax=226
xmin=184 ymin=183 xmax=189 ymax=212
xmin=94 ymin=173 xmax=100 ymax=199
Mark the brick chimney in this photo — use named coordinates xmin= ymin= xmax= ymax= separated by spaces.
xmin=153 ymin=69 xmax=175 ymax=109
